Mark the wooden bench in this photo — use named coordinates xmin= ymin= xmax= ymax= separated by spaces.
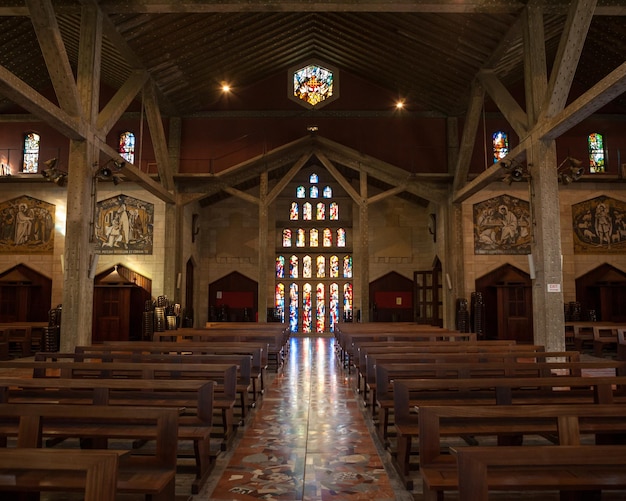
xmin=391 ymin=375 xmax=626 ymax=487
xmin=374 ymin=357 xmax=625 ymax=443
xmin=0 ymin=448 xmax=121 ymax=501
xmin=593 ymin=324 xmax=626 ymax=356
xmin=453 ymin=445 xmax=626 ymax=501
xmin=0 ymin=403 xmax=179 ymax=500
xmin=0 ymin=377 xmax=214 ymax=495
xmin=417 ymin=404 xmax=626 ymax=500
xmin=79 ymin=341 xmax=268 ymax=397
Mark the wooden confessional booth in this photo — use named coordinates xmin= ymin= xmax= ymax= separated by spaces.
xmin=475 ymin=263 xmax=533 ymax=343
xmin=575 ymin=263 xmax=626 ymax=323
xmin=0 ymin=264 xmax=51 ymax=323
xmin=369 ymin=271 xmax=415 ymax=323
xmin=92 ymin=265 xmax=152 ymax=342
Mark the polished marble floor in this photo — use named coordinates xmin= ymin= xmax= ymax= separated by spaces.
xmin=203 ymin=336 xmax=411 ymax=501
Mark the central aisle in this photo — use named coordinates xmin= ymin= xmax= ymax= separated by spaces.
xmin=206 ymin=336 xmax=402 ymax=500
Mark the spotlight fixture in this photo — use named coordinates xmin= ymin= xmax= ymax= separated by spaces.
xmin=40 ymin=158 xmax=68 ymax=187
xmin=100 ymin=166 xmax=113 ymax=178
xmin=112 ymin=160 xmax=126 ymax=170
xmin=307 ymin=125 xmax=319 ymax=133
xmin=499 ymin=159 xmax=513 ymax=170
xmin=499 ymin=157 xmax=529 ymax=183
xmin=557 ymin=156 xmax=584 ymax=184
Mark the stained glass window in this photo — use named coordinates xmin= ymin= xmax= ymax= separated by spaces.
xmin=303 ymin=256 xmax=312 ymax=278
xmin=119 ymin=131 xmax=135 ymax=164
xmin=296 ymin=186 xmax=306 ymax=198
xmin=303 ymin=202 xmax=312 ymax=221
xmin=293 ymin=63 xmax=334 ymax=108
xmin=310 ymin=229 xmax=319 ymax=247
xmin=302 ymin=283 xmax=312 ymax=333
xmin=492 ymin=131 xmax=509 ymax=163
xmin=588 ymin=132 xmax=605 ymax=173
xmin=316 ymin=256 xmax=325 ymax=278
xmin=316 ymin=202 xmax=325 ymax=220
xmin=343 ymin=283 xmax=353 ymax=320
xmin=276 ymin=256 xmax=285 ymax=278
xmin=323 ymin=186 xmax=332 ymax=198
xmin=330 ymin=202 xmax=339 ymax=220
xmin=296 ymin=228 xmax=306 ymax=247
xmin=283 ymin=229 xmax=292 ymax=247
xmin=329 ymin=283 xmax=339 ymax=333
xmin=275 ymin=283 xmax=285 ymax=323
xmin=330 ymin=255 xmax=339 ymax=278
xmin=289 ymin=283 xmax=299 ymax=332
xmin=316 ymin=283 xmax=325 ymax=332
xmin=343 ymin=255 xmax=352 ymax=278
xmin=290 ymin=255 xmax=299 ymax=278
xmin=290 ymin=202 xmax=298 ymax=220
xmin=310 ymin=186 xmax=318 ymax=198
xmin=310 ymin=173 xmax=318 ymax=184
xmin=323 ymin=228 xmax=332 ymax=247
xmin=22 ymin=132 xmax=40 ymax=173
xmin=337 ymin=228 xmax=346 ymax=247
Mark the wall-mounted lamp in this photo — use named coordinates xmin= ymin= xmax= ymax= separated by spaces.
xmin=41 ymin=158 xmax=68 ymax=187
xmin=192 ymin=213 xmax=200 ymax=243
xmin=557 ymin=157 xmax=584 ymax=185
xmin=428 ymin=213 xmax=437 ymax=242
xmin=93 ymin=158 xmax=125 ymax=184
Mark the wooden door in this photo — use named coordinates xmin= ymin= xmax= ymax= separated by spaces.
xmin=93 ymin=286 xmax=131 ymax=343
xmin=496 ymin=284 xmax=533 ymax=343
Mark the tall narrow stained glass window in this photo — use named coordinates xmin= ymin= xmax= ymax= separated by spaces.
xmin=330 ymin=202 xmax=338 ymax=220
xmin=303 ymin=256 xmax=312 ymax=278
xmin=330 ymin=255 xmax=339 ymax=278
xmin=323 ymin=186 xmax=332 ymax=198
xmin=588 ymin=133 xmax=605 ymax=173
xmin=276 ymin=256 xmax=285 ymax=278
xmin=296 ymin=229 xmax=305 ymax=247
xmin=22 ymin=132 xmax=40 ymax=173
xmin=289 ymin=284 xmax=299 ymax=333
xmin=283 ymin=229 xmax=292 ymax=247
xmin=302 ymin=283 xmax=312 ymax=333
xmin=323 ymin=228 xmax=332 ymax=247
xmin=119 ymin=131 xmax=135 ymax=164
xmin=310 ymin=229 xmax=319 ymax=247
xmin=316 ymin=256 xmax=325 ymax=278
xmin=343 ymin=283 xmax=353 ymax=320
xmin=275 ymin=284 xmax=285 ymax=323
xmin=303 ymin=203 xmax=312 ymax=221
xmin=330 ymin=283 xmax=339 ymax=333
xmin=290 ymin=255 xmax=298 ymax=278
xmin=493 ymin=131 xmax=509 ymax=163
xmin=343 ymin=255 xmax=352 ymax=278
xmin=290 ymin=202 xmax=299 ymax=220
xmin=316 ymin=283 xmax=325 ymax=332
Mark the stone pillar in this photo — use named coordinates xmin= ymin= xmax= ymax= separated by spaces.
xmin=528 ymin=140 xmax=565 ymax=352
xmin=258 ymin=172 xmax=269 ymax=323
xmin=359 ymin=171 xmax=369 ymax=322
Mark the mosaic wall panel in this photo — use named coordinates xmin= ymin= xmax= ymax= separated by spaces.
xmin=573 ymin=195 xmax=626 ymax=254
xmin=94 ymin=194 xmax=153 ymax=255
xmin=473 ymin=194 xmax=531 ymax=255
xmin=0 ymin=195 xmax=54 ymax=254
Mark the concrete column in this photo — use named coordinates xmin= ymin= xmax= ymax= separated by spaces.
xmin=60 ymin=140 xmax=97 ymax=351
xmin=163 ymin=202 xmax=179 ymax=302
xmin=528 ymin=140 xmax=565 ymax=352
xmin=359 ymin=170 xmax=369 ymax=322
xmin=258 ymin=172 xmax=269 ymax=323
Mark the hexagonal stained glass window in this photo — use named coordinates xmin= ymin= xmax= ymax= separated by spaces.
xmin=289 ymin=61 xmax=338 ymax=109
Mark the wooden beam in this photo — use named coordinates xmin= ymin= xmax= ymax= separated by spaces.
xmin=541 ymin=0 xmax=596 ymax=119
xmin=26 ymin=0 xmax=82 ymax=117
xmin=315 ymin=151 xmax=362 ymax=203
xmin=267 ymin=152 xmax=312 ymax=204
xmin=478 ymin=70 xmax=528 ymax=137
xmin=143 ymin=81 xmax=174 ymax=191
xmin=368 ymin=185 xmax=406 ymax=205
xmin=0 ymin=65 xmax=83 ymax=140
xmin=223 ymin=186 xmax=260 ymax=205
xmin=97 ymin=71 xmax=149 ymax=134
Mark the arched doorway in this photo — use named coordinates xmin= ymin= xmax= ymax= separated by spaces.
xmin=0 ymin=264 xmax=51 ymax=322
xmin=92 ymin=265 xmax=152 ymax=342
xmin=184 ymin=258 xmax=195 ymax=327
xmin=370 ymin=271 xmax=414 ymax=323
xmin=475 ymin=264 xmax=533 ymax=342
xmin=575 ymin=263 xmax=626 ymax=322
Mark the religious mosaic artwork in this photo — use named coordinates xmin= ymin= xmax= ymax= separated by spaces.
xmin=572 ymin=195 xmax=626 ymax=254
xmin=0 ymin=195 xmax=54 ymax=254
xmin=94 ymin=194 xmax=153 ymax=254
xmin=473 ymin=194 xmax=531 ymax=255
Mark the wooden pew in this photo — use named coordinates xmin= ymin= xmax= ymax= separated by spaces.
xmin=417 ymin=404 xmax=626 ymax=500
xmin=593 ymin=324 xmax=626 ymax=356
xmin=453 ymin=445 xmax=626 ymax=501
xmin=34 ymin=351 xmax=256 ymax=417
xmin=0 ymin=448 xmax=121 ymax=501
xmin=0 ymin=322 xmax=47 ymax=357
xmin=374 ymin=358 xmax=625 ymax=442
xmin=0 ymin=377 xmax=214 ymax=495
xmin=0 ymin=403 xmax=179 ymax=500
xmin=0 ymin=359 xmax=238 ymax=452
xmin=391 ymin=375 xmax=626 ymax=487
xmin=78 ymin=341 xmax=268 ymax=397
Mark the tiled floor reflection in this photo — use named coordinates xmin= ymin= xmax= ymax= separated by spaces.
xmin=207 ymin=336 xmax=398 ymax=500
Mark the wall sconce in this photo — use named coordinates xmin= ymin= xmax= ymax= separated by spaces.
xmin=41 ymin=158 xmax=68 ymax=187
xmin=192 ymin=213 xmax=200 ymax=243
xmin=557 ymin=157 xmax=583 ymax=185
